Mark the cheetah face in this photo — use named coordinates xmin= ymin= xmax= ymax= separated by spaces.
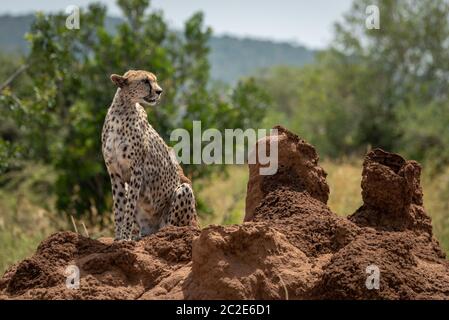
xmin=110 ymin=70 xmax=163 ymax=106
xmin=132 ymin=76 xmax=163 ymax=106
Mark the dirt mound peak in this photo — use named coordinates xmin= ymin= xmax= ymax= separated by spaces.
xmin=349 ymin=148 xmax=432 ymax=233
xmin=245 ymin=125 xmax=329 ymax=221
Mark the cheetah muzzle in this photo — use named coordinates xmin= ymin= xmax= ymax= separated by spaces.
xmin=101 ymin=70 xmax=198 ymax=240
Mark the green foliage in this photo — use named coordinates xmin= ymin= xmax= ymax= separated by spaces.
xmin=334 ymin=0 xmax=449 ymax=153
xmin=397 ymin=101 xmax=449 ymax=168
xmin=0 ymin=54 xmax=33 ymax=173
xmin=5 ymin=1 xmax=268 ymax=223
xmin=0 ymin=164 xmax=60 ymax=274
xmin=259 ymin=0 xmax=449 ymax=164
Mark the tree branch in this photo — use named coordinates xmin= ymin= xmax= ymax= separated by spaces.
xmin=0 ymin=64 xmax=29 ymax=92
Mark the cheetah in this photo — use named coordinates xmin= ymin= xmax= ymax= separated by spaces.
xmin=101 ymin=70 xmax=198 ymax=240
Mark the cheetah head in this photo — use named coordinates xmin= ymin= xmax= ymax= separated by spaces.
xmin=110 ymin=70 xmax=163 ymax=106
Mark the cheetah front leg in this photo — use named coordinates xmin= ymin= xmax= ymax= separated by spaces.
xmin=163 ymin=183 xmax=198 ymax=228
xmin=109 ymin=172 xmax=127 ymax=240
xmin=121 ymin=166 xmax=143 ymax=240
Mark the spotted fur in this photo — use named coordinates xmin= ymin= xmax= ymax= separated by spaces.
xmin=102 ymin=70 xmax=198 ymax=240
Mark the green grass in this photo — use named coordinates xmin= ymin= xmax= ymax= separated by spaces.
xmin=194 ymin=165 xmax=248 ymax=226
xmin=0 ymin=164 xmax=61 ymax=273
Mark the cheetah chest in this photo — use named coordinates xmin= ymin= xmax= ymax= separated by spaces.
xmin=102 ymin=114 xmax=146 ymax=182
xmin=104 ymin=133 xmax=132 ymax=178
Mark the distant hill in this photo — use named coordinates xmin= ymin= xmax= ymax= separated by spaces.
xmin=208 ymin=36 xmax=314 ymax=83
xmin=0 ymin=14 xmax=315 ymax=83
xmin=0 ymin=15 xmax=33 ymax=53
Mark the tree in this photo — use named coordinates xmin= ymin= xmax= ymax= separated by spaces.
xmin=258 ymin=0 xmax=449 ymax=162
xmin=10 ymin=0 xmax=268 ymax=224
xmin=333 ymin=0 xmax=449 ymax=152
xmin=0 ymin=54 xmax=32 ymax=174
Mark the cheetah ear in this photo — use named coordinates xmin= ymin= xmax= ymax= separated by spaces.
xmin=110 ymin=74 xmax=128 ymax=88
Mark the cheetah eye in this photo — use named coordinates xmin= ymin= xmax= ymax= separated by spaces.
xmin=142 ymin=79 xmax=150 ymax=85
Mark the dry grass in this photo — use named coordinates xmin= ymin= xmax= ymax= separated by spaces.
xmin=421 ymin=167 xmax=449 ymax=254
xmin=321 ymin=159 xmax=363 ymax=216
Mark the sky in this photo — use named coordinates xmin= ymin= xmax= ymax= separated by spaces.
xmin=0 ymin=0 xmax=354 ymax=49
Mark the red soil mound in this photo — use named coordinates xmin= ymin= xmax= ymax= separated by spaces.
xmin=1 ymin=126 xmax=448 ymax=300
